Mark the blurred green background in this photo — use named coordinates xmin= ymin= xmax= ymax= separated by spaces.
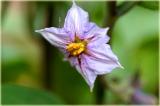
xmin=1 ymin=0 xmax=159 ymax=105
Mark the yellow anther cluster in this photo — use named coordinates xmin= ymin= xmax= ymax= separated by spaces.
xmin=66 ymin=42 xmax=85 ymax=56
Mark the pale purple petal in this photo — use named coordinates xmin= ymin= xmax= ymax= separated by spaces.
xmin=80 ymin=65 xmax=97 ymax=92
xmin=68 ymin=55 xmax=97 ymax=91
xmin=67 ymin=56 xmax=79 ymax=67
xmin=83 ymin=23 xmax=110 ymax=48
xmin=86 ymin=44 xmax=122 ymax=74
xmin=80 ymin=54 xmax=97 ymax=91
xmin=36 ymin=27 xmax=69 ymax=48
xmin=64 ymin=2 xmax=89 ymax=41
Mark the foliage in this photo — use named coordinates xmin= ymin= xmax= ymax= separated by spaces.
xmin=2 ymin=84 xmax=64 ymax=104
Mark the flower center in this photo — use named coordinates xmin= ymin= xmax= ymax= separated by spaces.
xmin=66 ymin=42 xmax=86 ymax=56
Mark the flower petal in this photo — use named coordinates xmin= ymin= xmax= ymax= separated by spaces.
xmin=84 ymin=23 xmax=110 ymax=48
xmin=86 ymin=44 xmax=122 ymax=74
xmin=64 ymin=2 xmax=89 ymax=41
xmin=68 ymin=55 xmax=97 ymax=91
xmin=35 ymin=27 xmax=69 ymax=48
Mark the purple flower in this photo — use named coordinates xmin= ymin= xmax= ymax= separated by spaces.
xmin=36 ymin=1 xmax=123 ymax=91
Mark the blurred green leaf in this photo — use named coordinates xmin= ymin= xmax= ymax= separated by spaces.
xmin=2 ymin=45 xmax=30 ymax=82
xmin=136 ymin=38 xmax=158 ymax=94
xmin=138 ymin=1 xmax=159 ymax=10
xmin=2 ymin=84 xmax=64 ymax=104
xmin=116 ymin=1 xmax=138 ymax=16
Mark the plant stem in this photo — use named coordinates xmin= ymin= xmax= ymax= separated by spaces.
xmin=43 ymin=2 xmax=54 ymax=90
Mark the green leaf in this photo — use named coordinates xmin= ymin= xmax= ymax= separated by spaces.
xmin=138 ymin=1 xmax=159 ymax=10
xmin=116 ymin=1 xmax=138 ymax=16
xmin=2 ymin=46 xmax=30 ymax=82
xmin=2 ymin=84 xmax=64 ymax=104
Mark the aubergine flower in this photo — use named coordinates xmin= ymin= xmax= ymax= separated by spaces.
xmin=36 ymin=2 xmax=123 ymax=91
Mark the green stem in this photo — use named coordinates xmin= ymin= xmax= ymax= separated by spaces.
xmin=43 ymin=2 xmax=54 ymax=90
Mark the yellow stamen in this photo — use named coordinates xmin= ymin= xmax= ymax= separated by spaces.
xmin=66 ymin=42 xmax=86 ymax=56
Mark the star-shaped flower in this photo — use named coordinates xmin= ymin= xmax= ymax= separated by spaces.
xmin=36 ymin=1 xmax=123 ymax=91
